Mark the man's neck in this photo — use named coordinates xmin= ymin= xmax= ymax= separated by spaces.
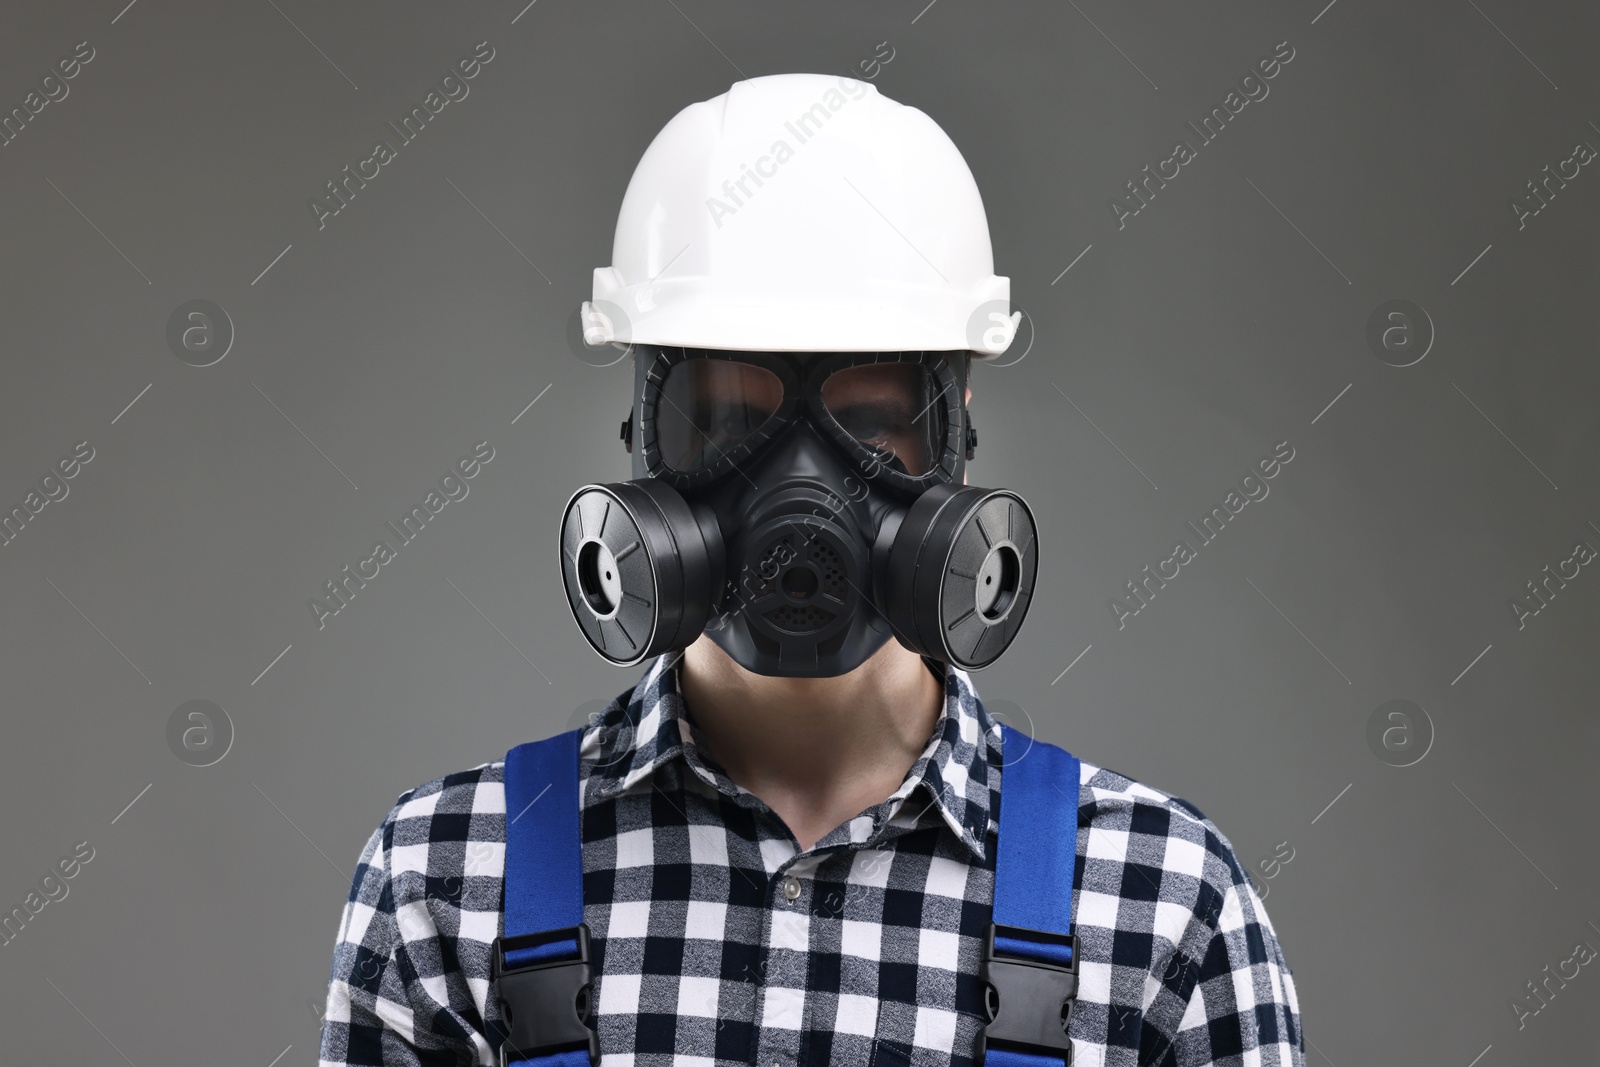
xmin=678 ymin=636 xmax=945 ymax=852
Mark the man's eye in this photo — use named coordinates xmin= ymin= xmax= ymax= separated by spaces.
xmin=834 ymin=408 xmax=888 ymax=438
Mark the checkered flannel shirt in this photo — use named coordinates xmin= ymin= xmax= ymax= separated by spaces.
xmin=318 ymin=654 xmax=1304 ymax=1067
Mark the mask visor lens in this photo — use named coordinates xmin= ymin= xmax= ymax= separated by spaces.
xmin=658 ymin=358 xmax=785 ymax=472
xmin=820 ymin=362 xmax=949 ymax=477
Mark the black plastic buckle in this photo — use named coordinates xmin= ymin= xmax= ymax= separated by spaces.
xmin=976 ymin=922 xmax=1079 ymax=1064
xmin=490 ymin=923 xmax=599 ymax=1067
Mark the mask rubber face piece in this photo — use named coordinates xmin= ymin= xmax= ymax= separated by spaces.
xmin=558 ymin=346 xmax=1037 ymax=677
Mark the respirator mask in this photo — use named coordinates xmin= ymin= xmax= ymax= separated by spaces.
xmin=558 ymin=345 xmax=1038 ymax=677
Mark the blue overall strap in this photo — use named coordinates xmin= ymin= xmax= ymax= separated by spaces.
xmin=497 ymin=728 xmax=593 ymax=1067
xmin=985 ymin=722 xmax=1082 ymax=1067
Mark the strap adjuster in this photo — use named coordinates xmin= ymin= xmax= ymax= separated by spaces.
xmin=976 ymin=921 xmax=1079 ymax=1063
xmin=490 ymin=923 xmax=599 ymax=1067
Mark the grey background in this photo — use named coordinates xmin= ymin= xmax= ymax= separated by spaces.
xmin=0 ymin=0 xmax=1595 ymax=1063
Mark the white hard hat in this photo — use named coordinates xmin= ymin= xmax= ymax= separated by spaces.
xmin=581 ymin=72 xmax=1019 ymax=357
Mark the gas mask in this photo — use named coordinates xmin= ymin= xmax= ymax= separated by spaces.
xmin=558 ymin=346 xmax=1037 ymax=677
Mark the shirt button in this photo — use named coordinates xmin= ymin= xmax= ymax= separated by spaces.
xmin=781 ymin=876 xmax=802 ymax=901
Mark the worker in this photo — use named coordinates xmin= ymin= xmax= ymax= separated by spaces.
xmin=317 ymin=72 xmax=1303 ymax=1067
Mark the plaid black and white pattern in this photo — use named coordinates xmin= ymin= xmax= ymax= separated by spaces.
xmin=318 ymin=654 xmax=1304 ymax=1067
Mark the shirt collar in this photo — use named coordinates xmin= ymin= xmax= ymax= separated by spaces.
xmin=579 ymin=653 xmax=1000 ymax=861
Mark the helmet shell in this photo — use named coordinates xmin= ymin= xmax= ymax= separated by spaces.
xmin=581 ymin=72 xmax=1017 ymax=357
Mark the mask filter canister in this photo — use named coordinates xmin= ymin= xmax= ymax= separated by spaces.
xmin=559 ymin=479 xmax=724 ymax=667
xmin=876 ymin=483 xmax=1037 ymax=671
